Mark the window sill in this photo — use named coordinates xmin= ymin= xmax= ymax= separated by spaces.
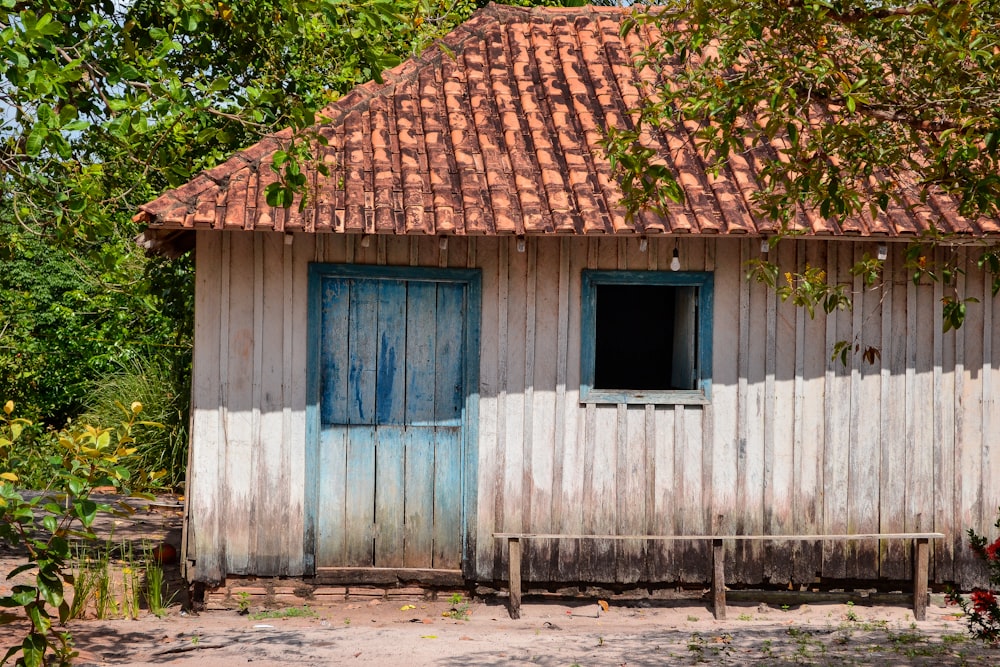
xmin=579 ymin=388 xmax=711 ymax=406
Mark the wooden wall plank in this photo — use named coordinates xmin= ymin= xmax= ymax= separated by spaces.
xmin=248 ymin=234 xmax=264 ymax=573
xmin=733 ymin=238 xmax=752 ymax=582
xmin=766 ymin=239 xmax=796 ymax=584
xmin=650 ymin=406 xmax=677 ymax=578
xmin=933 ymin=251 xmax=957 ymax=582
xmin=956 ymin=249 xmax=984 ymax=585
xmin=823 ymin=243 xmax=850 ymax=579
xmin=493 ymin=239 xmax=511 ymax=575
xmin=504 ymin=237 xmax=528 ymax=541
xmin=910 ymin=263 xmax=935 ymax=573
xmin=224 ymin=232 xmax=256 ymax=574
xmin=711 ymin=240 xmax=740 ymax=548
xmin=589 ymin=405 xmax=618 ymax=580
xmin=556 ymin=238 xmax=586 ymax=580
xmin=617 ymin=405 xmax=646 ymax=582
xmin=520 ymin=239 xmax=543 ymax=580
xmin=188 ymin=231 xmax=223 ymax=582
xmin=255 ymin=233 xmax=287 ymax=574
xmin=737 ymin=238 xmax=766 ymax=584
xmin=681 ymin=406 xmax=707 ymax=581
xmin=795 ymin=241 xmax=826 ymax=582
xmin=474 ymin=238 xmax=500 ymax=579
xmin=529 ymin=238 xmax=559 ymax=580
xmin=284 ymin=234 xmax=309 ymax=575
xmin=880 ymin=246 xmax=907 ymax=580
xmin=852 ymin=243 xmax=882 ymax=579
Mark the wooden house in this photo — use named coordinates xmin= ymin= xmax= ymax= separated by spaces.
xmin=135 ymin=4 xmax=1000 ymax=592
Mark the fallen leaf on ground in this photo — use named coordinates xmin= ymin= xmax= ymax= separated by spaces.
xmin=400 ymin=604 xmax=416 ymax=611
xmin=598 ymin=600 xmax=610 ymax=612
xmin=421 ymin=635 xmax=437 ymax=639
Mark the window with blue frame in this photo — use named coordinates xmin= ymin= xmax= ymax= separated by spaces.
xmin=580 ymin=270 xmax=713 ymax=405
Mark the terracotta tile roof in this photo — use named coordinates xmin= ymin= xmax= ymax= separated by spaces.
xmin=134 ymin=3 xmax=1000 ymax=254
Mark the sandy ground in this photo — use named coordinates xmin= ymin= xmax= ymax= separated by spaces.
xmin=1 ymin=499 xmax=998 ymax=665
xmin=0 ymin=596 xmax=996 ymax=666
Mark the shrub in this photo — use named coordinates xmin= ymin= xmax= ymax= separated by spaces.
xmin=0 ymin=400 xmax=154 ymax=667
xmin=947 ymin=511 xmax=1000 ymax=644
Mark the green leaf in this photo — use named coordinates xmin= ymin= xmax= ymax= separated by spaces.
xmin=36 ymin=570 xmax=62 ymax=607
xmin=10 ymin=586 xmax=36 ymax=606
xmin=24 ymin=126 xmax=47 ymax=157
xmin=6 ymin=562 xmax=36 ymax=579
xmin=21 ymin=632 xmax=46 ymax=667
xmin=57 ymin=104 xmax=77 ymax=126
xmin=26 ymin=603 xmax=51 ymax=634
xmin=74 ymin=499 xmax=97 ymax=527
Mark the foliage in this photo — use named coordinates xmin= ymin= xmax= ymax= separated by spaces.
xmin=608 ymin=0 xmax=1000 ymax=338
xmin=80 ymin=358 xmax=185 ymax=490
xmin=0 ymin=222 xmax=183 ymax=425
xmin=947 ymin=511 xmax=1000 ymax=644
xmin=0 ymin=400 xmax=154 ymax=667
xmin=0 ymin=0 xmax=487 ymax=488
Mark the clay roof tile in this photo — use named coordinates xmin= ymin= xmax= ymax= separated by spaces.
xmin=136 ymin=3 xmax=1000 ymax=253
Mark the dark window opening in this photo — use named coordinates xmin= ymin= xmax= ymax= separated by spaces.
xmin=593 ymin=284 xmax=699 ymax=391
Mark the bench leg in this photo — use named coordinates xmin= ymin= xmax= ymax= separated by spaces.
xmin=508 ymin=537 xmax=522 ymax=620
xmin=711 ymin=538 xmax=726 ymax=620
xmin=913 ymin=538 xmax=929 ymax=621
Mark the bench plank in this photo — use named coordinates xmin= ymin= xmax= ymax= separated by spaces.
xmin=494 ymin=532 xmax=944 ymax=541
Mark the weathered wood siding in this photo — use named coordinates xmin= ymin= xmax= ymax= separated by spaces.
xmin=188 ymin=231 xmax=999 ymax=587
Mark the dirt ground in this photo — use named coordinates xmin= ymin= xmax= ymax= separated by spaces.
xmin=1 ymin=498 xmax=998 ymax=665
xmin=0 ymin=596 xmax=994 ymax=666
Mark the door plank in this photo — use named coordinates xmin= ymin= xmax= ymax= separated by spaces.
xmin=375 ymin=425 xmax=406 ymax=567
xmin=404 ymin=427 xmax=435 ymax=567
xmin=345 ymin=426 xmax=376 ymax=566
xmin=434 ymin=426 xmax=463 ymax=569
xmin=406 ymin=282 xmax=437 ymax=423
xmin=376 ymin=281 xmax=407 ymax=424
xmin=349 ymin=279 xmax=378 ymax=425
xmin=435 ymin=283 xmax=465 ymax=423
xmin=321 ymin=277 xmax=351 ymax=425
xmin=317 ymin=426 xmax=348 ymax=566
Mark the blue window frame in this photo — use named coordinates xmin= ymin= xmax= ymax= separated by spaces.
xmin=580 ymin=270 xmax=713 ymax=405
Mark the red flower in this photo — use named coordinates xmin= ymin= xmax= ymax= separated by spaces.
xmin=971 ymin=589 xmax=997 ymax=614
xmin=986 ymin=539 xmax=1000 ymax=561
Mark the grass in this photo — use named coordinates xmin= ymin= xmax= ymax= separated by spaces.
xmin=80 ymin=357 xmax=187 ymax=491
xmin=248 ymin=606 xmax=316 ymax=621
xmin=68 ymin=539 xmax=166 ymax=620
xmin=443 ymin=593 xmax=471 ymax=620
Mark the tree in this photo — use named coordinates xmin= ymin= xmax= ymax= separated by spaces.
xmin=608 ymin=0 xmax=1000 ymax=331
xmin=0 ymin=0 xmax=485 ymax=430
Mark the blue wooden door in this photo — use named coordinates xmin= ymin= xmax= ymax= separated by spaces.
xmin=313 ymin=271 xmax=473 ymax=570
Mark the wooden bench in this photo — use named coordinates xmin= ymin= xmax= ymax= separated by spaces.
xmin=494 ymin=532 xmax=945 ymax=621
